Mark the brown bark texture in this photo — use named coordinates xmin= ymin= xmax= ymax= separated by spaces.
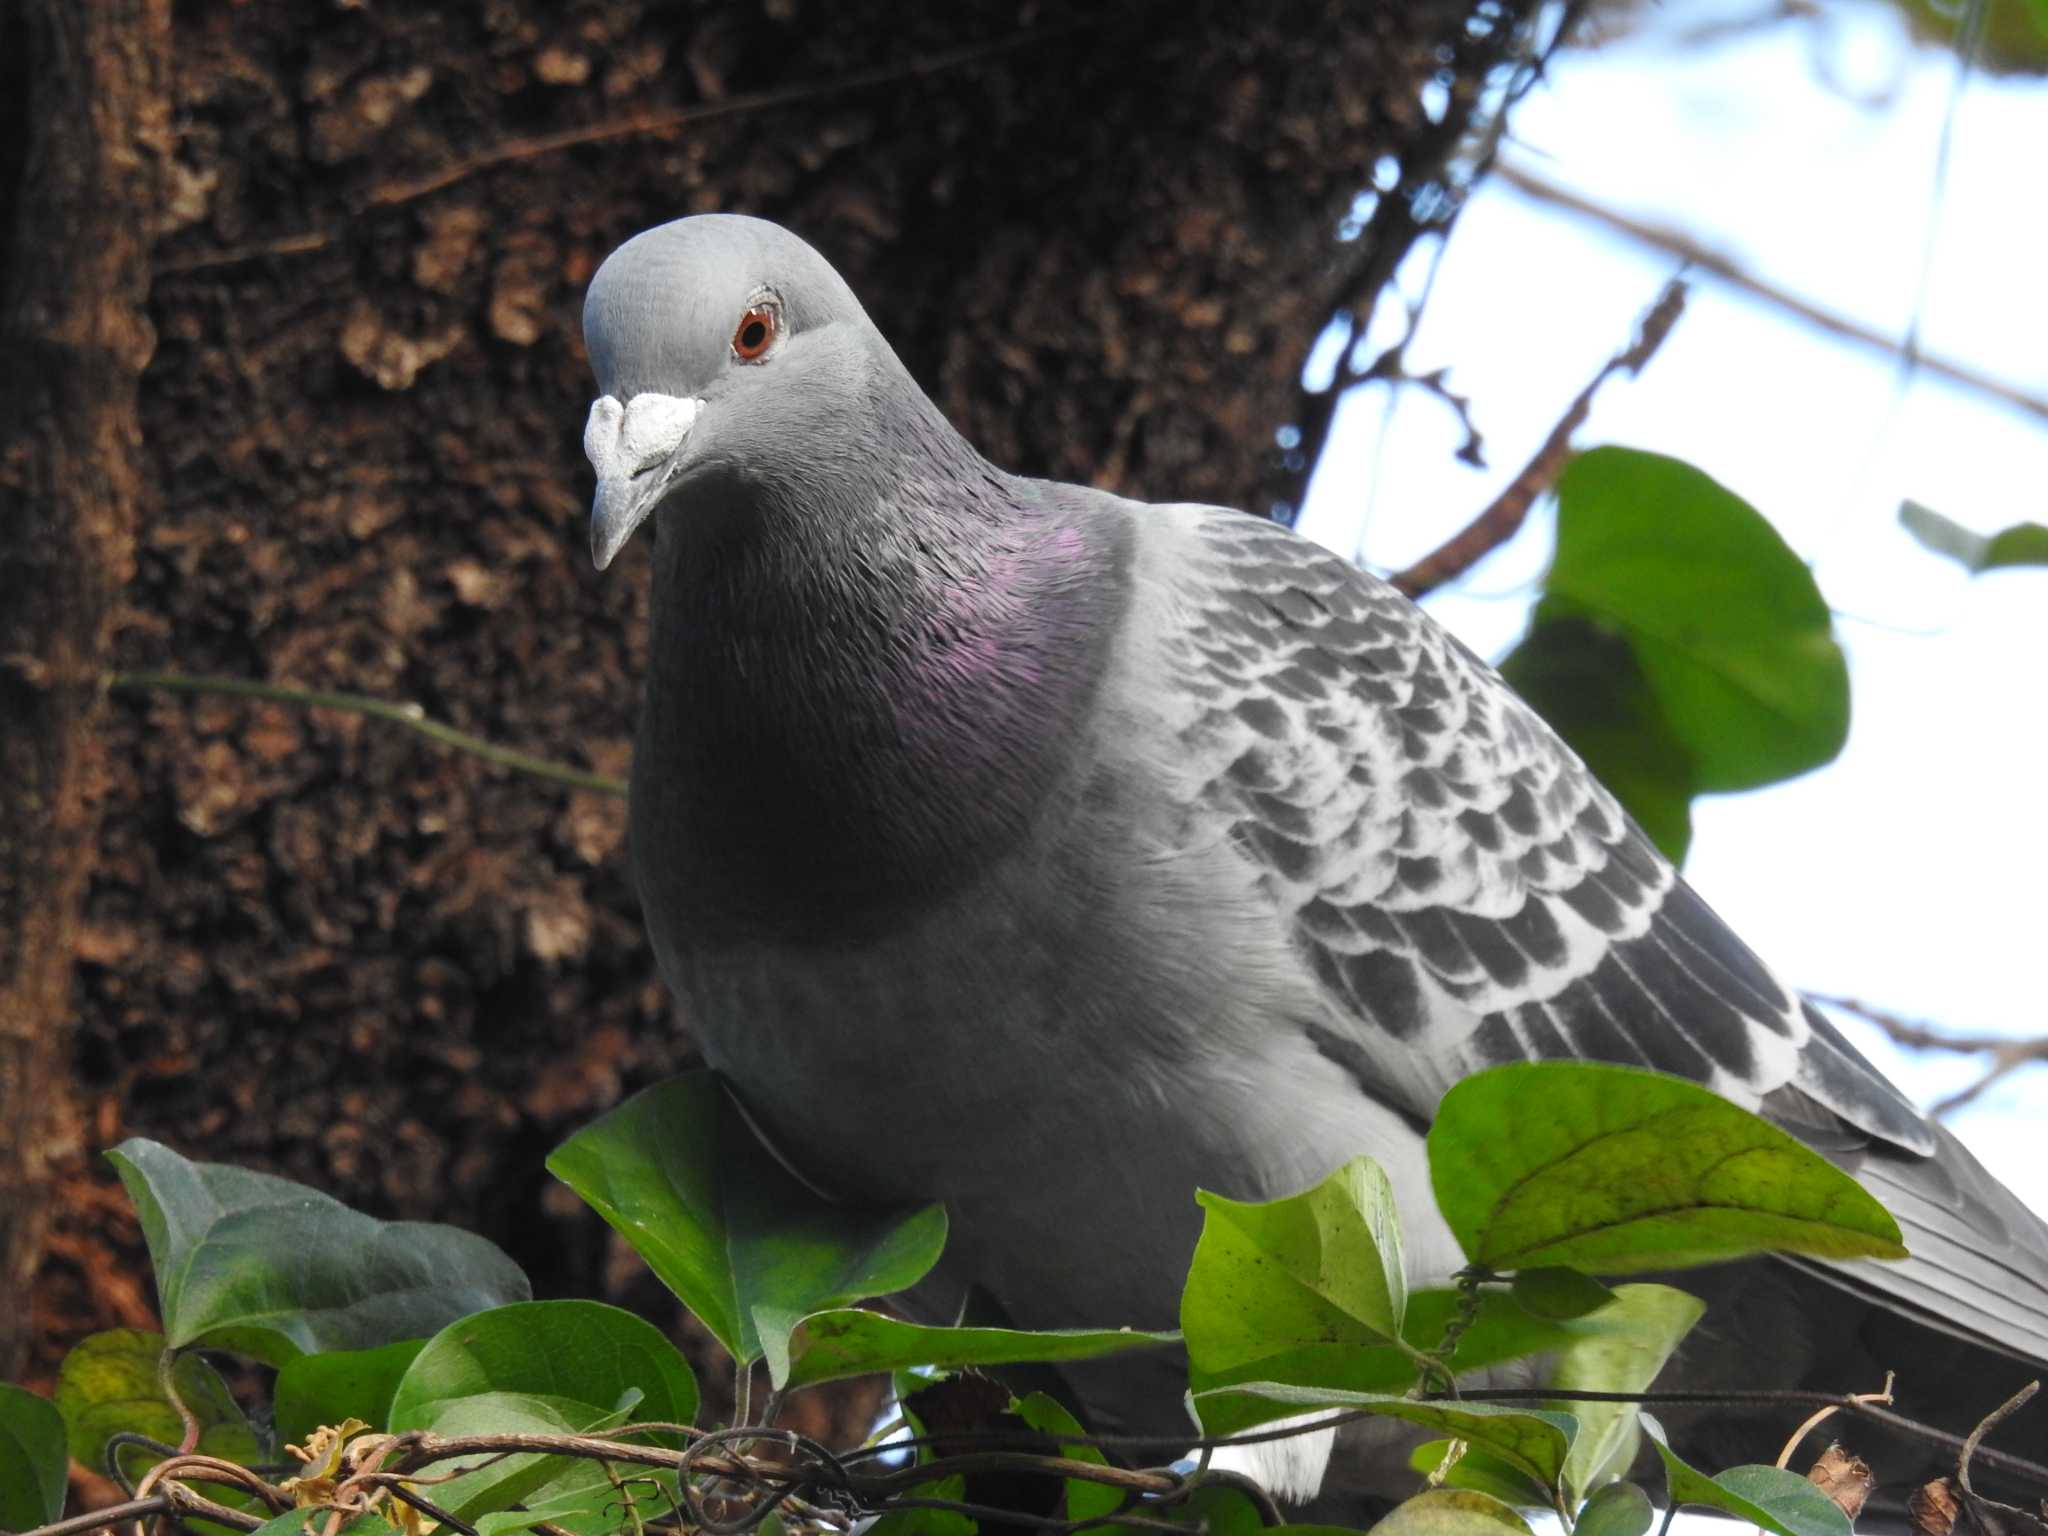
xmin=7 ymin=0 xmax=1549 ymax=1415
xmin=0 ymin=0 xmax=169 ymax=1381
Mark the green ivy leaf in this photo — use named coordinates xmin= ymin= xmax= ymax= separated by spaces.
xmin=1407 ymin=1441 xmax=1553 ymax=1509
xmin=474 ymin=1476 xmax=664 ymax=1536
xmin=395 ymin=1391 xmax=635 ymax=1528
xmin=1891 ymin=0 xmax=2048 ymax=76
xmin=1501 ymin=447 xmax=1849 ymax=860
xmin=1900 ymin=500 xmax=2048 ymax=573
xmin=388 ymin=1299 xmax=695 ymax=1437
xmin=1641 ymin=1417 xmax=1851 ymax=1536
xmin=1575 ymin=1480 xmax=1655 ymax=1536
xmin=1160 ymin=1485 xmax=1361 ymax=1536
xmin=52 ymin=1330 xmax=260 ymax=1485
xmin=107 ymin=1139 xmax=528 ymax=1365
xmin=1181 ymin=1157 xmax=1408 ymax=1376
xmin=245 ymin=1514 xmax=402 ymax=1536
xmin=1369 ymin=1487 xmax=1537 ymax=1536
xmin=1428 ymin=1062 xmax=1907 ymax=1273
xmin=1550 ymin=1284 xmax=1704 ymax=1507
xmin=273 ymin=1338 xmax=426 ymax=1451
xmin=547 ymin=1072 xmax=946 ymax=1377
xmin=1507 ymin=1268 xmax=1614 ymax=1321
xmin=1497 ymin=616 xmax=1696 ymax=863
xmin=1187 ymin=1383 xmax=1576 ymax=1493
xmin=1547 ymin=446 xmax=1849 ymax=791
xmin=387 ymin=1300 xmax=695 ymax=1527
xmin=1011 ymin=1391 xmax=1122 ymax=1525
xmin=867 ymin=1474 xmax=977 ymax=1536
xmin=0 ymin=1383 xmax=69 ymax=1531
xmin=1172 ymin=1486 xmax=1264 ymax=1536
xmin=783 ymin=1309 xmax=1176 ymax=1390
xmin=1188 ymin=1286 xmax=1634 ymax=1407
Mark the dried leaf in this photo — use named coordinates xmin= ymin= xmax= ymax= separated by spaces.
xmin=1911 ymin=1478 xmax=1960 ymax=1536
xmin=1806 ymin=1444 xmax=1874 ymax=1522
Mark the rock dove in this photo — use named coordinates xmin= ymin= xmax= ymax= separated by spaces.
xmin=581 ymin=215 xmax=2048 ymax=1513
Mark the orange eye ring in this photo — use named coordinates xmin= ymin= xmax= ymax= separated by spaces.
xmin=732 ymin=305 xmax=777 ymax=360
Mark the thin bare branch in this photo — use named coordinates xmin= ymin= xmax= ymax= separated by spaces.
xmin=1959 ymin=1381 xmax=2040 ymax=1495
xmin=1388 ymin=275 xmax=1687 ymax=598
xmin=108 ymin=670 xmax=627 ymax=798
xmin=16 ymin=1499 xmax=173 ymax=1536
xmin=1810 ymin=994 xmax=2048 ymax=1118
xmin=1811 ymin=994 xmax=2035 ymax=1056
xmin=1494 ymin=160 xmax=2048 ymax=426
xmin=1351 ymin=354 xmax=1489 ymax=467
xmin=1455 ymin=1386 xmax=2048 ymax=1489
xmin=1281 ymin=0 xmax=1591 ymax=515
xmin=154 ymin=24 xmax=1091 ymax=276
xmin=1774 ymin=1373 xmax=1893 ymax=1470
xmin=26 ymin=1375 xmax=2048 ymax=1536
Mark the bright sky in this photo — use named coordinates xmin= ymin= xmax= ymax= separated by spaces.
xmin=1297 ymin=0 xmax=2048 ymax=1211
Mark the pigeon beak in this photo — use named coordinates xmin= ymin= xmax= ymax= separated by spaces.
xmin=584 ymin=392 xmax=704 ymax=571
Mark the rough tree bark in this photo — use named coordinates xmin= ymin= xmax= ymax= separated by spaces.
xmin=0 ymin=0 xmax=169 ymax=1378
xmin=8 ymin=0 xmax=1554 ymax=1408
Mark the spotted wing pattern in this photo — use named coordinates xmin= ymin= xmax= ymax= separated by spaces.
xmin=1153 ymin=506 xmax=1932 ymax=1154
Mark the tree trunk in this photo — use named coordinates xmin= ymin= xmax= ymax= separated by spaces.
xmin=0 ymin=0 xmax=167 ymax=1378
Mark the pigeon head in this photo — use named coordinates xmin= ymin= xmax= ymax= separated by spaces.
xmin=580 ymin=214 xmax=898 ymax=570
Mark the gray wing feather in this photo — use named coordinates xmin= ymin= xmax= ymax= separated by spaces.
xmin=1143 ymin=504 xmax=2048 ymax=1361
xmin=1797 ymin=1123 xmax=2048 ymax=1359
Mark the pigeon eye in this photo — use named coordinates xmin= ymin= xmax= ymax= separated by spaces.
xmin=732 ymin=305 xmax=777 ymax=361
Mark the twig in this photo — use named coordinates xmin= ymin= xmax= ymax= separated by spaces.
xmin=18 ymin=1499 xmax=173 ymax=1536
xmin=1810 ymin=994 xmax=2048 ymax=1117
xmin=154 ymin=24 xmax=1091 ymax=275
xmin=132 ymin=1450 xmax=289 ymax=1513
xmin=383 ymin=1482 xmax=480 ymax=1536
xmin=1813 ymin=995 xmax=2037 ymax=1056
xmin=1387 ymin=275 xmax=1687 ymax=598
xmin=1773 ymin=1373 xmax=1892 ymax=1469
xmin=860 ymin=1451 xmax=1182 ymax=1499
xmin=733 ymin=1358 xmax=753 ymax=1433
xmin=1957 ymin=1381 xmax=2039 ymax=1496
xmin=103 ymin=1433 xmax=181 ymax=1495
xmin=1929 ymin=1055 xmax=2039 ymax=1118
xmin=1352 ymin=355 xmax=1489 ymax=467
xmin=1449 ymin=1387 xmax=2048 ymax=1489
xmin=153 ymin=229 xmax=332 ymax=275
xmin=46 ymin=1480 xmax=273 ymax=1536
xmin=1191 ymin=1468 xmax=1285 ymax=1529
xmin=876 ymin=1495 xmax=1075 ymax=1531
xmin=30 ymin=1377 xmax=2048 ymax=1536
xmin=1493 ymin=159 xmax=2048 ymax=426
xmin=157 ymin=1346 xmax=201 ymax=1456
xmin=107 ymin=670 xmax=627 ymax=798
xmin=1285 ymin=1 xmax=1590 ymax=514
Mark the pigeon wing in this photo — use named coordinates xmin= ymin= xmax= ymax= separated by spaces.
xmin=1139 ymin=504 xmax=2048 ymax=1358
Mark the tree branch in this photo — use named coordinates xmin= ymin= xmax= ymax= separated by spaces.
xmin=1810 ymin=994 xmax=2048 ymax=1117
xmin=1388 ymin=276 xmax=1687 ymax=598
xmin=26 ymin=1378 xmax=2048 ymax=1536
xmin=155 ymin=24 xmax=1093 ymax=275
xmin=107 ymin=670 xmax=628 ymax=798
xmin=1279 ymin=0 xmax=1589 ymax=517
xmin=1493 ymin=159 xmax=2048 ymax=426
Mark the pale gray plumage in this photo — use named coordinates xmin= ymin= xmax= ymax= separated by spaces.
xmin=581 ymin=214 xmax=2048 ymax=1513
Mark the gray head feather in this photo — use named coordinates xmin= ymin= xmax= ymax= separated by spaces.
xmin=581 ymin=215 xmax=942 ymax=568
xmin=583 ymin=213 xmax=874 ymax=401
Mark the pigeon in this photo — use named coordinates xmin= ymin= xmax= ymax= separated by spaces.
xmin=580 ymin=214 xmax=2048 ymax=1514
